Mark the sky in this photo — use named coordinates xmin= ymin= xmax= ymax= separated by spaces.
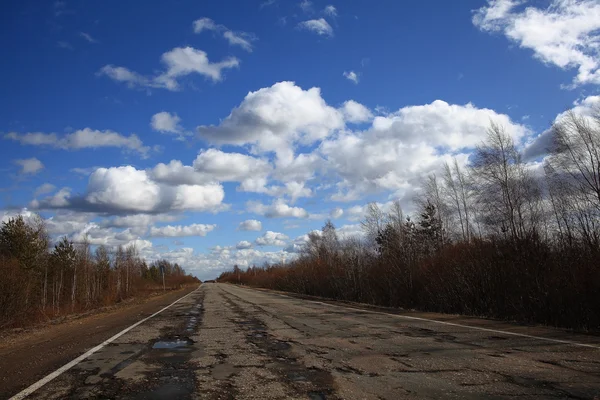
xmin=1 ymin=0 xmax=600 ymax=280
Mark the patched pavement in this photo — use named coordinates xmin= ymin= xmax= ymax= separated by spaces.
xmin=14 ymin=283 xmax=600 ymax=399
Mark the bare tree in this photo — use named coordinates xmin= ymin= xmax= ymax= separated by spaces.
xmin=471 ymin=123 xmax=542 ymax=241
xmin=443 ymin=158 xmax=473 ymax=241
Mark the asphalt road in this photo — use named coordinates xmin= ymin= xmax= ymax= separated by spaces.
xmin=4 ymin=283 xmax=600 ymax=399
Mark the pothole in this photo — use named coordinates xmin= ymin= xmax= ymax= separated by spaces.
xmin=152 ymin=337 xmax=194 ymax=350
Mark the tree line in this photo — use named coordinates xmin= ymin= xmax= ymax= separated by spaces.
xmin=0 ymin=217 xmax=200 ymax=329
xmin=219 ymin=109 xmax=600 ymax=330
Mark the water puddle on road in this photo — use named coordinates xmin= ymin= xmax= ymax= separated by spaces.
xmin=152 ymin=337 xmax=193 ymax=350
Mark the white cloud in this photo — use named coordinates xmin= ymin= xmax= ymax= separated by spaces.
xmin=5 ymin=128 xmax=150 ymax=157
xmin=151 ymin=112 xmax=182 ymax=134
xmin=255 ymin=231 xmax=289 ymax=247
xmin=236 ymin=240 xmax=253 ymax=249
xmin=154 ymin=47 xmax=240 ymax=89
xmin=299 ymin=0 xmax=313 ymax=13
xmin=324 ymin=5 xmax=337 ymax=17
xmin=193 ymin=18 xmax=257 ymax=52
xmin=14 ymin=158 xmax=44 ymax=175
xmin=149 ymin=223 xmax=216 ymax=237
xmin=298 ymin=19 xmax=333 ymax=36
xmin=34 ymin=166 xmax=225 ymax=214
xmin=79 ymin=32 xmax=98 ymax=43
xmin=247 ymin=199 xmax=309 ymax=218
xmin=223 ymin=31 xmax=255 ymax=53
xmin=473 ymin=0 xmax=600 ymax=86
xmin=284 ymin=231 xmax=321 ymax=253
xmin=197 ymin=81 xmax=344 ymax=160
xmin=238 ymin=219 xmax=262 ymax=231
xmin=193 ymin=17 xmax=219 ymax=33
xmin=193 ymin=149 xmax=271 ymax=184
xmin=523 ymin=95 xmax=600 ymax=160
xmin=150 ymin=160 xmax=206 ymax=185
xmin=45 ymin=211 xmax=96 ymax=235
xmin=343 ymin=71 xmax=359 ymax=84
xmin=341 ymin=100 xmax=373 ymax=123
xmin=67 ymin=222 xmax=152 ymax=250
xmin=330 ymin=207 xmax=344 ymax=219
xmin=150 ymin=150 xmax=272 ymax=193
xmin=264 ymin=181 xmax=313 ymax=203
xmin=321 ymin=99 xmax=527 ymax=200
xmin=99 ymin=47 xmax=239 ymax=91
xmin=34 ymin=183 xmax=56 ymax=197
xmin=337 ymin=224 xmax=365 ymax=240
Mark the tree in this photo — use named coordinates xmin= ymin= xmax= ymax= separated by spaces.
xmin=549 ymin=109 xmax=600 ymax=210
xmin=471 ymin=123 xmax=542 ymax=241
xmin=443 ymin=158 xmax=473 ymax=241
xmin=49 ymin=237 xmax=76 ymax=312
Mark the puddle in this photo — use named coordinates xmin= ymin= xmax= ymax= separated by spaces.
xmin=152 ymin=338 xmax=193 ymax=350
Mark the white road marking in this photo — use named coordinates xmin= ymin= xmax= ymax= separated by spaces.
xmin=228 ymin=285 xmax=600 ymax=350
xmin=315 ymin=301 xmax=600 ymax=349
xmin=9 ymin=288 xmax=199 ymax=400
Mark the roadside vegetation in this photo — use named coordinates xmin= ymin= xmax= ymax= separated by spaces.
xmin=219 ymin=111 xmax=600 ymax=331
xmin=0 ymin=220 xmax=199 ymax=329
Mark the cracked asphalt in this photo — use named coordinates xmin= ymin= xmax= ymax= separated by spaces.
xmin=8 ymin=283 xmax=600 ymax=399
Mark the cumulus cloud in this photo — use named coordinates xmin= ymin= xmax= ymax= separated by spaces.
xmin=34 ymin=183 xmax=56 ymax=197
xmin=14 ymin=157 xmax=44 ymax=175
xmin=255 ymin=231 xmax=289 ymax=247
xmin=99 ymin=47 xmax=239 ymax=91
xmin=150 ymin=160 xmax=206 ymax=186
xmin=238 ymin=219 xmax=262 ymax=231
xmin=45 ymin=211 xmax=97 ymax=235
xmin=30 ymin=187 xmax=71 ymax=208
xmin=343 ymin=71 xmax=359 ymax=84
xmin=247 ymin=199 xmax=309 ymax=218
xmin=193 ymin=149 xmax=271 ymax=184
xmin=298 ymin=19 xmax=333 ymax=36
xmin=197 ymin=81 xmax=344 ymax=160
xmin=151 ymin=112 xmax=183 ymax=134
xmin=5 ymin=128 xmax=150 ymax=157
xmin=34 ymin=166 xmax=225 ymax=214
xmin=473 ymin=0 xmax=600 ymax=87
xmin=67 ymin=222 xmax=152 ymax=250
xmin=341 ymin=100 xmax=373 ymax=123
xmin=150 ymin=150 xmax=273 ymax=194
xmin=149 ymin=223 xmax=216 ymax=237
xmin=320 ymin=99 xmax=527 ymax=200
xmin=193 ymin=17 xmax=257 ymax=52
xmin=523 ymin=95 xmax=600 ymax=161
xmin=236 ymin=240 xmax=253 ymax=249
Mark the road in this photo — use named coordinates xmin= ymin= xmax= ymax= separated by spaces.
xmin=3 ymin=283 xmax=600 ymax=399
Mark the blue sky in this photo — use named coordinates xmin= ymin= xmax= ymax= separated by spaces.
xmin=1 ymin=0 xmax=599 ymax=279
